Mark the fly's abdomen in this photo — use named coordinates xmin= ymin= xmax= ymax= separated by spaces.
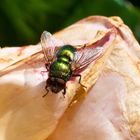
xmin=50 ymin=60 xmax=72 ymax=81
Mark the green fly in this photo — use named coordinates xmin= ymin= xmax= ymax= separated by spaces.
xmin=41 ymin=31 xmax=103 ymax=97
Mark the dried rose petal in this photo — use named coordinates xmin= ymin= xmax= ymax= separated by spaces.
xmin=0 ymin=16 xmax=140 ymax=140
xmin=48 ymin=17 xmax=140 ymax=140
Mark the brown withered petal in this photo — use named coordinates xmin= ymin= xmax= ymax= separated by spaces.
xmin=0 ymin=16 xmax=140 ymax=140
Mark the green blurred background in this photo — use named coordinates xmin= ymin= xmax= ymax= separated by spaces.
xmin=0 ymin=0 xmax=140 ymax=46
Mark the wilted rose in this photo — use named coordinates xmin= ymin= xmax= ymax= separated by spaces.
xmin=0 ymin=16 xmax=140 ymax=140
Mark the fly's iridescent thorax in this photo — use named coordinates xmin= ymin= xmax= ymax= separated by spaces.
xmin=56 ymin=45 xmax=76 ymax=61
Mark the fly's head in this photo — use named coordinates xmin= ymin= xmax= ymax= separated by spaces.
xmin=47 ymin=77 xmax=66 ymax=93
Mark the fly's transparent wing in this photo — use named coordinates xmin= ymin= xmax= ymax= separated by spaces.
xmin=40 ymin=31 xmax=62 ymax=64
xmin=73 ymin=30 xmax=115 ymax=73
xmin=73 ymin=46 xmax=104 ymax=73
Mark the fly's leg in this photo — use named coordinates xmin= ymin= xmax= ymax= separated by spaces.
xmin=42 ymin=86 xmax=49 ymax=98
xmin=72 ymin=74 xmax=87 ymax=88
xmin=68 ymin=74 xmax=87 ymax=108
xmin=45 ymin=63 xmax=50 ymax=71
xmin=62 ymin=87 xmax=66 ymax=98
xmin=41 ymin=63 xmax=49 ymax=79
